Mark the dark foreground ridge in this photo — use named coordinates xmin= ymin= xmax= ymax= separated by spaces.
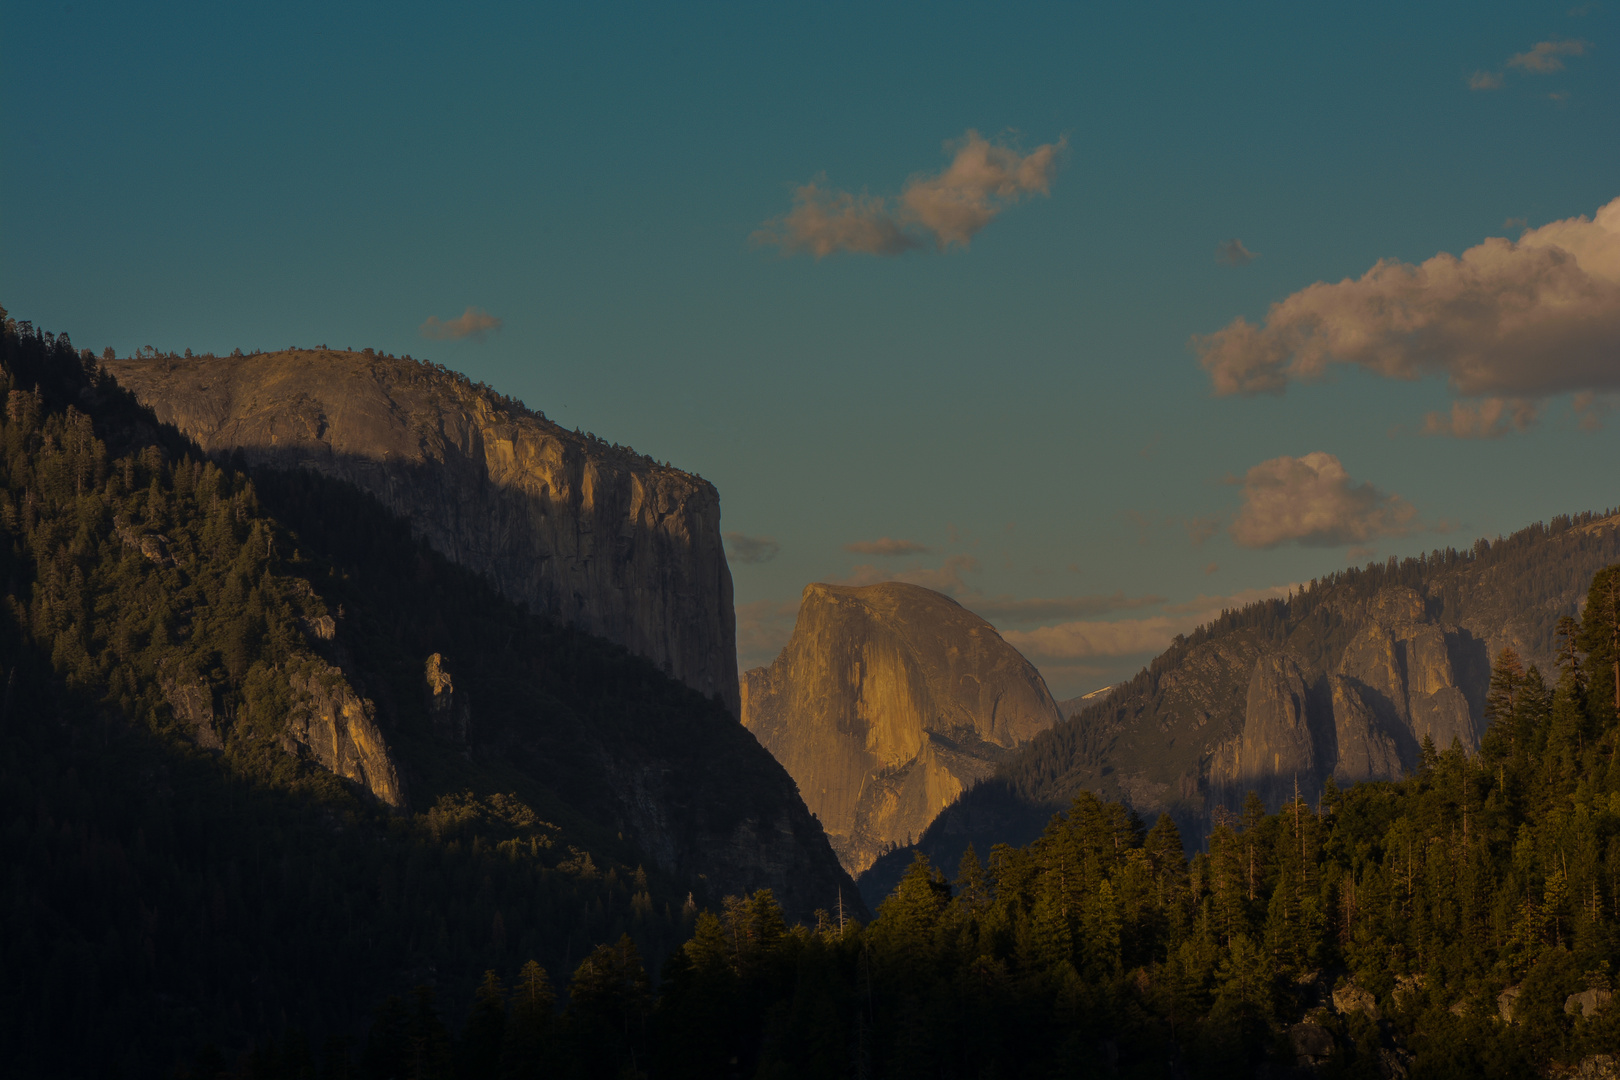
xmin=228 ymin=584 xmax=1620 ymax=1078
xmin=0 ymin=312 xmax=857 ymax=1077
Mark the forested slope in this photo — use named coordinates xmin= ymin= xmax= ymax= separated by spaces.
xmin=864 ymin=516 xmax=1620 ymax=904
xmin=339 ymin=571 xmax=1620 ymax=1079
xmin=0 ymin=312 xmax=852 ymax=1077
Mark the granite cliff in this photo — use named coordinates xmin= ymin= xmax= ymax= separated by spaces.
xmin=862 ymin=511 xmax=1620 ymax=902
xmin=102 ymin=349 xmax=739 ymax=714
xmin=742 ymin=581 xmax=1060 ymax=874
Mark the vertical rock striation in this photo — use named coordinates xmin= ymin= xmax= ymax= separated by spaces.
xmin=102 ymin=350 xmax=739 ymax=714
xmin=742 ymin=582 xmax=1060 ymax=874
xmin=1214 ymin=586 xmax=1485 ymax=801
xmin=283 ymin=664 xmax=406 ymax=809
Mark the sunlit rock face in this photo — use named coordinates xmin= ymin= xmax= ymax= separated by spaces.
xmin=742 ymin=581 xmax=1060 ymax=874
xmin=1212 ymin=653 xmax=1317 ymax=802
xmin=284 ymin=664 xmax=405 ymax=809
xmin=104 ymin=350 xmax=739 ymax=715
xmin=1212 ymin=585 xmax=1482 ymax=803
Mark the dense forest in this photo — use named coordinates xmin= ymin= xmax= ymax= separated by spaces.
xmin=0 ymin=312 xmax=817 ymax=1075
xmin=859 ymin=502 xmax=1620 ymax=904
xmin=5 ymin=309 xmax=1618 ymax=1077
xmin=233 ymin=563 xmax=1620 ymax=1079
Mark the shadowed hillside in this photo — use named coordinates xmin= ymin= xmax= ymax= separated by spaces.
xmin=862 ymin=514 xmax=1620 ymax=904
xmin=0 ymin=314 xmax=856 ymax=1076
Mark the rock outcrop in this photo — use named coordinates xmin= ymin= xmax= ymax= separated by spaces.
xmin=742 ymin=582 xmax=1060 ymax=874
xmin=424 ymin=653 xmax=469 ymax=743
xmin=1214 ymin=586 xmax=1483 ymax=800
xmin=283 ymin=663 xmax=405 ymax=809
xmin=860 ymin=511 xmax=1620 ymax=895
xmin=103 ymin=350 xmax=739 ymax=714
xmin=1212 ymin=653 xmax=1317 ymax=801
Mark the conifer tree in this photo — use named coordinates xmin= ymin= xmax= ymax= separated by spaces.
xmin=459 ymin=970 xmax=506 ymax=1080
xmin=502 ymin=961 xmax=554 ymax=1079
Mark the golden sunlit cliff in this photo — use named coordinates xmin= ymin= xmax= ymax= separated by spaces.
xmin=102 ymin=349 xmax=740 ymax=715
xmin=742 ymin=581 xmax=1060 ymax=874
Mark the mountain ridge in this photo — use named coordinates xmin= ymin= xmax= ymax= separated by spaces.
xmin=859 ymin=510 xmax=1620 ymax=904
xmin=102 ymin=348 xmax=741 ymax=716
xmin=742 ymin=580 xmax=1059 ymax=874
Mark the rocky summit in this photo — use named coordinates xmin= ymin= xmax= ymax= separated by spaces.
xmin=742 ymin=581 xmax=1060 ymax=874
xmin=861 ymin=510 xmax=1620 ymax=901
xmin=103 ymin=349 xmax=740 ymax=714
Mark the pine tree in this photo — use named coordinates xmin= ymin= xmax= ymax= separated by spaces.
xmin=501 ymin=961 xmax=554 ymax=1079
xmin=459 ymin=970 xmax=506 ymax=1080
xmin=1486 ymin=646 xmax=1526 ymax=729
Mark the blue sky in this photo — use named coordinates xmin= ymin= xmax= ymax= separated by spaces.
xmin=5 ymin=1 xmax=1618 ymax=696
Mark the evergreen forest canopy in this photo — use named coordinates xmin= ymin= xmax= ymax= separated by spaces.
xmin=236 ymin=566 xmax=1620 ymax=1080
xmin=3 ymin=309 xmax=1619 ymax=1078
xmin=0 ymin=311 xmax=810 ymax=1076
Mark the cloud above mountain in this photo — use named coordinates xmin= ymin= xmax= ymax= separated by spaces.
xmin=836 ymin=554 xmax=981 ymax=592
xmin=1229 ymin=452 xmax=1416 ymax=548
xmin=420 ymin=306 xmax=502 ymax=340
xmin=965 ymin=590 xmax=1165 ymax=624
xmin=845 ymin=537 xmax=931 ymax=556
xmin=754 ymin=130 xmax=1063 ymax=257
xmin=1194 ymin=195 xmax=1620 ymax=433
xmin=1001 ymin=584 xmax=1293 ymax=663
xmin=725 ymin=532 xmax=781 ymax=564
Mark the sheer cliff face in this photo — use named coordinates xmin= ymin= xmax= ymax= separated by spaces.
xmin=103 ymin=351 xmax=739 ymax=715
xmin=742 ymin=582 xmax=1060 ymax=874
xmin=860 ymin=513 xmax=1620 ymax=900
xmin=1210 ymin=586 xmax=1479 ymax=804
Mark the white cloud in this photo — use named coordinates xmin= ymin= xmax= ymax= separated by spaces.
xmin=420 ymin=306 xmax=502 ymax=340
xmin=898 ymin=131 xmax=1064 ymax=250
xmin=1469 ymin=70 xmax=1504 ymax=91
xmin=1194 ymin=195 xmax=1620 ymax=414
xmin=724 ymin=532 xmax=781 ymax=564
xmin=1229 ymin=452 xmax=1417 ymax=549
xmin=753 ymin=130 xmax=1063 ymax=257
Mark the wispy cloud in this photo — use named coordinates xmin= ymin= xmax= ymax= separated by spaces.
xmin=736 ymin=598 xmax=800 ymax=670
xmin=1194 ymin=195 xmax=1620 ymax=414
xmin=1002 ymin=585 xmax=1294 ymax=663
xmin=1574 ymin=391 xmax=1618 ymax=430
xmin=835 ymin=554 xmax=981 ymax=593
xmin=1508 ymin=38 xmax=1589 ymax=73
xmin=1229 ymin=452 xmax=1416 ymax=549
xmin=420 ymin=306 xmax=502 ymax=341
xmin=844 ymin=537 xmax=931 ymax=556
xmin=753 ymin=130 xmax=1064 ymax=257
xmin=724 ymin=532 xmax=781 ymax=564
xmin=964 ymin=591 xmax=1165 ymax=625
xmin=1470 ymin=38 xmax=1589 ymax=91
xmin=1216 ymin=239 xmax=1258 ymax=266
xmin=898 ymin=131 xmax=1065 ymax=250
xmin=1183 ymin=515 xmax=1222 ymax=546
xmin=1421 ymin=397 xmax=1539 ymax=439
